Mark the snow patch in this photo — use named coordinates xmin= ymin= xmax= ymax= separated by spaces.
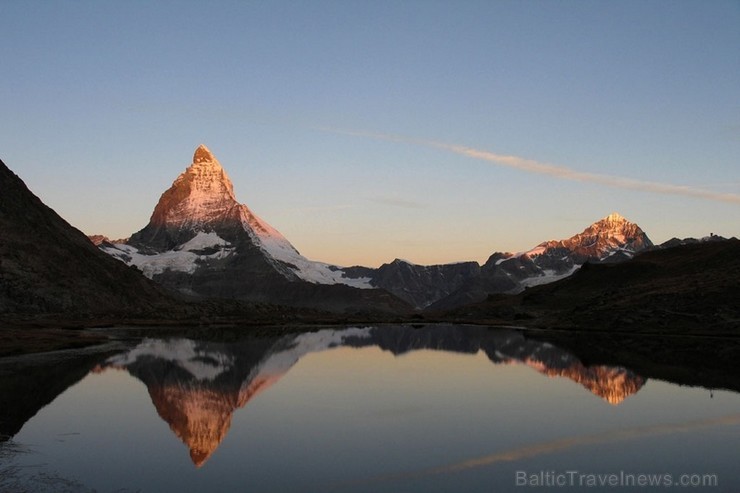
xmin=518 ymin=265 xmax=581 ymax=289
xmin=178 ymin=231 xmax=230 ymax=251
xmin=101 ymin=231 xmax=235 ymax=278
xmin=238 ymin=207 xmax=373 ymax=289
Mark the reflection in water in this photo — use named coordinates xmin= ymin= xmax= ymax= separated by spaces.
xmin=348 ymin=412 xmax=740 ymax=488
xmin=95 ymin=326 xmax=645 ymax=466
xmin=97 ymin=328 xmax=371 ymax=466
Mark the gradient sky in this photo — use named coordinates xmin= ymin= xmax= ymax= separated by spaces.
xmin=2 ymin=0 xmax=738 ymax=267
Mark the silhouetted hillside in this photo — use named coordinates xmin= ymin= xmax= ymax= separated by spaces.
xmin=0 ymin=158 xmax=182 ymax=320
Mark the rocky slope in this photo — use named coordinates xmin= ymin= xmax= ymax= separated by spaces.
xmin=0 ymin=158 xmax=180 ymax=320
xmin=344 ymin=259 xmax=481 ymax=308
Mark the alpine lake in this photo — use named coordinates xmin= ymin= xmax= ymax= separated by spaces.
xmin=1 ymin=324 xmax=738 ymax=492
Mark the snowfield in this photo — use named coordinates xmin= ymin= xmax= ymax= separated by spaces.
xmin=237 ymin=206 xmax=374 ymax=289
xmin=101 ymin=231 xmax=235 ymax=278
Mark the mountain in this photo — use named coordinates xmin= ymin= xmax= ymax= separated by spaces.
xmin=426 ymin=212 xmax=653 ymax=310
xmin=99 ymin=145 xmax=408 ymax=314
xmin=443 ymin=238 xmax=740 ymax=334
xmin=0 ymin=158 xmax=179 ymax=321
xmin=482 ymin=212 xmax=653 ymax=288
xmin=527 ymin=212 xmax=652 ymax=262
xmin=343 ymin=259 xmax=481 ymax=308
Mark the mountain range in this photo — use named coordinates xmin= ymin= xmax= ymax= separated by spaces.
xmin=95 ymin=145 xmax=657 ymax=312
xmin=1 ymin=146 xmax=736 ymax=327
xmin=351 ymin=210 xmax=655 ymax=310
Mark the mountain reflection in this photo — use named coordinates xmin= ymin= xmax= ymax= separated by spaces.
xmin=96 ymin=326 xmax=644 ymax=466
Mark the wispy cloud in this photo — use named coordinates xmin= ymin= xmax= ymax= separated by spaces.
xmin=368 ymin=196 xmax=426 ymax=209
xmin=320 ymin=127 xmax=740 ymax=205
xmin=291 ymin=204 xmax=356 ymax=213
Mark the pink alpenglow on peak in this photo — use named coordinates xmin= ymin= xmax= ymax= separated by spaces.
xmin=193 ymin=144 xmax=218 ymax=164
xmin=519 ymin=212 xmax=652 ymax=260
xmin=103 ymin=145 xmax=374 ymax=291
xmin=149 ymin=145 xmax=238 ymax=228
xmin=604 ymin=212 xmax=626 ymax=223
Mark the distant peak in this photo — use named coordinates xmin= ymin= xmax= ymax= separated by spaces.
xmin=592 ymin=212 xmax=632 ymax=229
xmin=604 ymin=212 xmax=626 ymax=222
xmin=193 ymin=144 xmax=216 ymax=164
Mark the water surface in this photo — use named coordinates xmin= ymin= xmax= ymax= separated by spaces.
xmin=2 ymin=325 xmax=738 ymax=492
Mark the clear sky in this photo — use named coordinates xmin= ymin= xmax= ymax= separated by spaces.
xmin=2 ymin=0 xmax=738 ymax=267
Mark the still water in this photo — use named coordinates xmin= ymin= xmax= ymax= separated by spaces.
xmin=2 ymin=325 xmax=739 ymax=492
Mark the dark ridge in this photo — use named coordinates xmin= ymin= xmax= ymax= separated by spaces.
xmin=0 ymin=158 xmax=183 ymax=319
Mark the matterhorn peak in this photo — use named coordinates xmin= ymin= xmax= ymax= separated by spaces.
xmin=132 ymin=145 xmax=242 ymax=238
xmin=107 ymin=144 xmax=376 ymax=296
xmin=193 ymin=144 xmax=217 ymax=165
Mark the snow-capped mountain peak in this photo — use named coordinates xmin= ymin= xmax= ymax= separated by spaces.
xmin=603 ymin=211 xmax=626 ymax=224
xmin=193 ymin=144 xmax=218 ymax=164
xmin=569 ymin=212 xmax=652 ymax=254
xmin=101 ymin=145 xmax=373 ymax=293
xmin=468 ymin=213 xmax=657 ymax=297
xmin=587 ymin=212 xmax=633 ymax=236
xmin=521 ymin=212 xmax=652 ymax=260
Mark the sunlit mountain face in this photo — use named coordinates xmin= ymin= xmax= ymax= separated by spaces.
xmin=96 ymin=326 xmax=644 ymax=466
xmin=95 ymin=146 xmax=407 ymax=315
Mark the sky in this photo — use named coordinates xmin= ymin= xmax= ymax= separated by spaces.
xmin=1 ymin=0 xmax=738 ymax=267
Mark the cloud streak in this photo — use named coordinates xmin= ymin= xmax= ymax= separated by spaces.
xmin=322 ymin=127 xmax=740 ymax=205
xmin=368 ymin=196 xmax=426 ymax=209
